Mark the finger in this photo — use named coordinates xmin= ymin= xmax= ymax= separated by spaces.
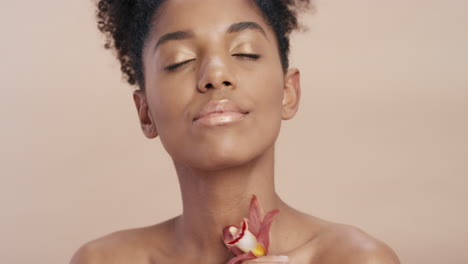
xmin=244 ymin=255 xmax=289 ymax=263
xmin=278 ymin=238 xmax=319 ymax=264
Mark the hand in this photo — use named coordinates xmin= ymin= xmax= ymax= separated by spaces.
xmin=243 ymin=255 xmax=289 ymax=264
xmin=244 ymin=239 xmax=315 ymax=264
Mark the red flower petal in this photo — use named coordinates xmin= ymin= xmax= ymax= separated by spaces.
xmin=226 ymin=219 xmax=248 ymax=246
xmin=228 ymin=246 xmax=245 ymax=256
xmin=247 ymin=195 xmax=263 ymax=236
xmin=223 ymin=195 xmax=280 ymax=263
xmin=222 ymin=225 xmax=237 ymax=243
xmin=256 ymin=209 xmax=279 ymax=250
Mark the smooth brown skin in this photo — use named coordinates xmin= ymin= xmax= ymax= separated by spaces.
xmin=71 ymin=0 xmax=400 ymax=263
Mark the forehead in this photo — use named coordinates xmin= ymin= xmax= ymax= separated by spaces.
xmin=150 ymin=0 xmax=271 ymax=39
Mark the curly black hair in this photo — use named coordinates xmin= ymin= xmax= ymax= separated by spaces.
xmin=96 ymin=0 xmax=311 ymax=90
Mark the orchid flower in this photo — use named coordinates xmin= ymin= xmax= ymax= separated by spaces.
xmin=222 ymin=195 xmax=280 ymax=264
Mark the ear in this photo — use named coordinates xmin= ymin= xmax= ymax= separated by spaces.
xmin=133 ymin=90 xmax=158 ymax=139
xmin=282 ymin=68 xmax=301 ymax=120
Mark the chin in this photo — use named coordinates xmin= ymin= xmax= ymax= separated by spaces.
xmin=184 ymin=140 xmax=267 ymax=171
xmin=197 ymin=147 xmax=258 ymax=171
xmin=165 ymin=122 xmax=280 ymax=171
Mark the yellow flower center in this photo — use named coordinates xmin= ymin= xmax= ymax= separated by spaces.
xmin=252 ymin=243 xmax=266 ymax=257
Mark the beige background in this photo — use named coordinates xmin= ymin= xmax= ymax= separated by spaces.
xmin=1 ymin=0 xmax=467 ymax=263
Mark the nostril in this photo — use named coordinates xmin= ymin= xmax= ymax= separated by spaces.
xmin=203 ymin=81 xmax=232 ymax=90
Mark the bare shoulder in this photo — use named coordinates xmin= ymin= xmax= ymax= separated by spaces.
xmin=316 ymin=222 xmax=400 ymax=264
xmin=69 ymin=218 xmax=177 ymax=264
xmin=69 ymin=228 xmax=150 ymax=264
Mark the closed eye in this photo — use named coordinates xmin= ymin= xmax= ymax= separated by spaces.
xmin=165 ymin=59 xmax=196 ymax=71
xmin=232 ymin=53 xmax=261 ymax=60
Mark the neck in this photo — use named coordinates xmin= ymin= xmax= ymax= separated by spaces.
xmin=173 ymin=146 xmax=282 ymax=261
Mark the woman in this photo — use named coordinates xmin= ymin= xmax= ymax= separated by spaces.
xmin=72 ymin=0 xmax=400 ymax=263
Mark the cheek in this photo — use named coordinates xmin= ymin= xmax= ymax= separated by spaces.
xmin=248 ymin=65 xmax=285 ymax=119
xmin=146 ymin=76 xmax=196 ymax=156
xmin=254 ymin=67 xmax=285 ymax=136
xmin=236 ymin=66 xmax=284 ymax=150
xmin=256 ymin=81 xmax=284 ymax=139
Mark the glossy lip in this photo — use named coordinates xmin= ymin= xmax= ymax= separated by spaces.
xmin=193 ymin=99 xmax=249 ymax=125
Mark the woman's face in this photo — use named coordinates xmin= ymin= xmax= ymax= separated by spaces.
xmin=136 ymin=0 xmax=300 ymax=170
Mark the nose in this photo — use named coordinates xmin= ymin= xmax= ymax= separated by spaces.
xmin=197 ymin=55 xmax=236 ymax=93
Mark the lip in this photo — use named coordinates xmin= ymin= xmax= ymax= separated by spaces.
xmin=193 ymin=99 xmax=249 ymax=126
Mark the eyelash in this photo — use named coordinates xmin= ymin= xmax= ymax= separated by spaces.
xmin=164 ymin=54 xmax=261 ymax=71
xmin=165 ymin=59 xmax=195 ymax=71
xmin=233 ymin=53 xmax=261 ymax=60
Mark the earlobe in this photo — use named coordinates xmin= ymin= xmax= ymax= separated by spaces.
xmin=282 ymin=68 xmax=301 ymax=120
xmin=133 ymin=90 xmax=158 ymax=139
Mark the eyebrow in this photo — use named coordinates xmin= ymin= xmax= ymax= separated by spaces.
xmin=154 ymin=21 xmax=267 ymax=51
xmin=227 ymin=21 xmax=267 ymax=38
xmin=155 ymin=30 xmax=195 ymax=49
